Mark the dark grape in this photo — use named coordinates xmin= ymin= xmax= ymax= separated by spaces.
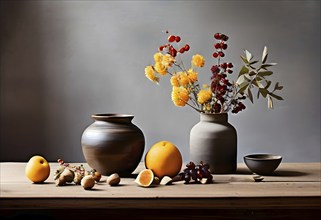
xmin=181 ymin=161 xmax=213 ymax=184
xmin=197 ymin=170 xmax=203 ymax=179
xmin=184 ymin=173 xmax=191 ymax=183
xmin=207 ymin=175 xmax=214 ymax=183
xmin=186 ymin=161 xmax=195 ymax=170
xmin=201 ymin=169 xmax=211 ymax=178
xmin=203 ymin=163 xmax=210 ymax=170
xmin=190 ymin=169 xmax=198 ymax=181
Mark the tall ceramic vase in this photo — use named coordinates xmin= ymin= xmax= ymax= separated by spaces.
xmin=81 ymin=114 xmax=145 ymax=176
xmin=190 ymin=113 xmax=237 ymax=174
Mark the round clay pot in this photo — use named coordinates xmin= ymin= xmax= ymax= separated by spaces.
xmin=81 ymin=114 xmax=145 ymax=176
xmin=190 ymin=113 xmax=237 ymax=174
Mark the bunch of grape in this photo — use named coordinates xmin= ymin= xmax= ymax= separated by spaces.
xmin=179 ymin=161 xmax=213 ymax=184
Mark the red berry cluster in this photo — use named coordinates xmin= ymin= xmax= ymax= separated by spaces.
xmin=210 ymin=33 xmax=246 ymax=114
xmin=57 ymin=159 xmax=86 ymax=176
xmin=231 ymin=101 xmax=246 ymax=113
xmin=211 ymin=71 xmax=233 ymax=113
xmin=221 ymin=62 xmax=233 ymax=74
xmin=158 ymin=32 xmax=190 ymax=57
xmin=213 ymin=33 xmax=229 ymax=58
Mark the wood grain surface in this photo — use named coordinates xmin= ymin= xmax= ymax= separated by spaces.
xmin=1 ymin=162 xmax=320 ymax=219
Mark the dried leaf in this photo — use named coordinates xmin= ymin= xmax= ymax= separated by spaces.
xmin=244 ymin=74 xmax=251 ymax=82
xmin=250 ymin=60 xmax=259 ymax=65
xmin=265 ymin=80 xmax=271 ymax=89
xmin=261 ymin=63 xmax=277 ymax=70
xmin=256 ymin=76 xmax=263 ymax=81
xmin=236 ymin=75 xmax=245 ymax=85
xmin=245 ymin=50 xmax=253 ymax=62
xmin=240 ymin=55 xmax=249 ymax=64
xmin=255 ymin=80 xmax=265 ymax=88
xmin=274 ymin=82 xmax=279 ymax=91
xmin=262 ymin=46 xmax=268 ymax=63
xmin=259 ymin=88 xmax=268 ymax=98
xmin=269 ymin=93 xmax=284 ymax=100
xmin=268 ymin=95 xmax=273 ymax=109
xmin=238 ymin=66 xmax=249 ymax=77
xmin=258 ymin=71 xmax=273 ymax=77
xmin=247 ymin=87 xmax=253 ymax=103
xmin=238 ymin=82 xmax=249 ymax=94
xmin=274 ymin=82 xmax=283 ymax=90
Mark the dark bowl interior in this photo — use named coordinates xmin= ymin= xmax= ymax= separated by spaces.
xmin=243 ymin=154 xmax=282 ymax=175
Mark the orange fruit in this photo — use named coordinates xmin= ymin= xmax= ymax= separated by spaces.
xmin=135 ymin=169 xmax=156 ymax=187
xmin=145 ymin=141 xmax=183 ymax=178
xmin=25 ymin=155 xmax=50 ymax=183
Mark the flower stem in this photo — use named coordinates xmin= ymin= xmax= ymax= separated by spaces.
xmin=186 ymin=102 xmax=202 ymax=113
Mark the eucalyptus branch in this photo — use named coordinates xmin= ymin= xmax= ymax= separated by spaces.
xmin=236 ymin=47 xmax=283 ymax=109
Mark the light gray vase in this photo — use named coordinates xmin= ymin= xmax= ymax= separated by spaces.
xmin=190 ymin=113 xmax=237 ymax=174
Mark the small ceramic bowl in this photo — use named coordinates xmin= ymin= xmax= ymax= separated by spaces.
xmin=243 ymin=154 xmax=282 ymax=175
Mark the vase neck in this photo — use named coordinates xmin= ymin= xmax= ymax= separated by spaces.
xmin=200 ymin=113 xmax=228 ymax=123
xmin=92 ymin=114 xmax=133 ymax=124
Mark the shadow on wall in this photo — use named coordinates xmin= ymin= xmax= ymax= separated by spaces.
xmin=0 ymin=2 xmax=47 ymax=161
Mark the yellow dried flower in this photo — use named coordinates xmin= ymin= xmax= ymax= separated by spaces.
xmin=145 ymin=66 xmax=159 ymax=84
xmin=171 ymin=87 xmax=189 ymax=107
xmin=154 ymin=62 xmax=167 ymax=76
xmin=202 ymin=103 xmax=212 ymax=112
xmin=197 ymin=89 xmax=212 ymax=104
xmin=170 ymin=75 xmax=180 ymax=87
xmin=187 ymin=69 xmax=198 ymax=83
xmin=154 ymin=52 xmax=163 ymax=63
xmin=162 ymin=54 xmax=175 ymax=67
xmin=192 ymin=54 xmax=205 ymax=67
xmin=178 ymin=72 xmax=190 ymax=87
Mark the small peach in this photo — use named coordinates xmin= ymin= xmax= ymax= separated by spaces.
xmin=25 ymin=155 xmax=50 ymax=183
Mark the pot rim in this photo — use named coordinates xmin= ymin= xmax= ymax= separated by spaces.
xmin=244 ymin=154 xmax=282 ymax=161
xmin=92 ymin=113 xmax=134 ymax=118
xmin=200 ymin=112 xmax=228 ymax=115
xmin=200 ymin=112 xmax=228 ymax=122
xmin=91 ymin=114 xmax=135 ymax=122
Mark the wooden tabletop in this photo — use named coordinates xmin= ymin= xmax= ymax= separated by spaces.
xmin=1 ymin=162 xmax=321 ymax=219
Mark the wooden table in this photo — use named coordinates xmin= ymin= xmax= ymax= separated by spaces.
xmin=1 ymin=162 xmax=320 ymax=219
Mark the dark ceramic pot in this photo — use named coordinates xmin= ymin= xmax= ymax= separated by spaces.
xmin=81 ymin=114 xmax=145 ymax=176
xmin=190 ymin=113 xmax=237 ymax=174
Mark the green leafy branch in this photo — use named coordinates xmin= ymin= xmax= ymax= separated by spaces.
xmin=236 ymin=46 xmax=283 ymax=109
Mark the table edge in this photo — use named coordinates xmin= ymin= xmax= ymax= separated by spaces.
xmin=1 ymin=196 xmax=321 ymax=210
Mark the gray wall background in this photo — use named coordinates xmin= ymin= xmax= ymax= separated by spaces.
xmin=1 ymin=0 xmax=320 ymax=163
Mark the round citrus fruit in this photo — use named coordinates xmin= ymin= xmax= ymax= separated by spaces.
xmin=25 ymin=155 xmax=50 ymax=183
xmin=145 ymin=141 xmax=183 ymax=178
